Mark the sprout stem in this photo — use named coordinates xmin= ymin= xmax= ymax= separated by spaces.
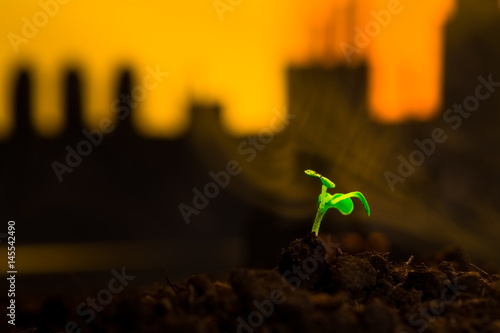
xmin=312 ymin=205 xmax=326 ymax=235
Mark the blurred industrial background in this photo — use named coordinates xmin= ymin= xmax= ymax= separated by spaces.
xmin=0 ymin=0 xmax=500 ymax=300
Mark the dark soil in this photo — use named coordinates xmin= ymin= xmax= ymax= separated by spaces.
xmin=8 ymin=233 xmax=500 ymax=333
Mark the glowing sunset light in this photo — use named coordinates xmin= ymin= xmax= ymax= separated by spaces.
xmin=0 ymin=0 xmax=460 ymax=138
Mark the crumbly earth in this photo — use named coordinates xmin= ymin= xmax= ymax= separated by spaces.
xmin=8 ymin=233 xmax=500 ymax=333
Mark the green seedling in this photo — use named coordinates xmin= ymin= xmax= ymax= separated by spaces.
xmin=305 ymin=169 xmax=370 ymax=235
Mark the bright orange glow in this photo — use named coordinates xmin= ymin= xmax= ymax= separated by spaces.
xmin=297 ymin=0 xmax=455 ymax=122
xmin=367 ymin=0 xmax=455 ymax=122
xmin=0 ymin=1 xmax=292 ymax=137
xmin=290 ymin=0 xmax=456 ymax=122
xmin=0 ymin=0 xmax=459 ymax=139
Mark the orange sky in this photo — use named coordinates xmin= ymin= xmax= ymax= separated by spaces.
xmin=0 ymin=0 xmax=460 ymax=138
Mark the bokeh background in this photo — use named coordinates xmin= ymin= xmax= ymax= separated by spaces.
xmin=1 ymin=0 xmax=500 ymax=302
